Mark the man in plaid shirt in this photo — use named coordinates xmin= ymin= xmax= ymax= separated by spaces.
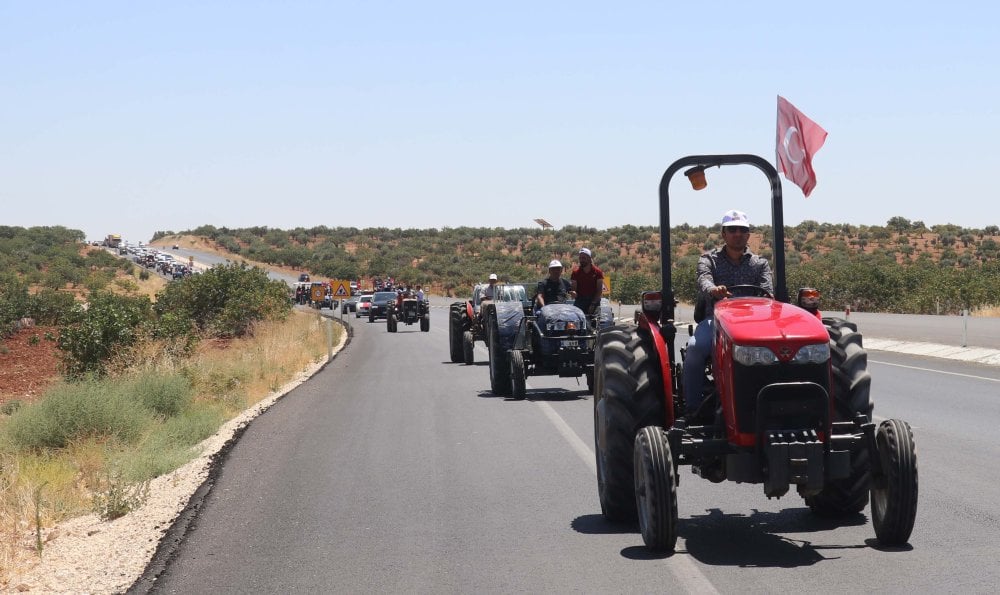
xmin=683 ymin=209 xmax=773 ymax=419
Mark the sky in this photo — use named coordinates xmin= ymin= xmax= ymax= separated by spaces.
xmin=2 ymin=1 xmax=998 ymax=244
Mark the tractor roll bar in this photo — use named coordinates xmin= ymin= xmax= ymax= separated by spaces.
xmin=657 ymin=154 xmax=788 ymax=330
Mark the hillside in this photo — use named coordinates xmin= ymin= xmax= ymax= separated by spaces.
xmin=153 ymin=218 xmax=1000 ymax=315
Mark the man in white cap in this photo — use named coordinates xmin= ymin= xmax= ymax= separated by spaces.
xmin=570 ymin=247 xmax=604 ymax=316
xmin=683 ymin=209 xmax=773 ymax=421
xmin=535 ymin=260 xmax=573 ymax=310
xmin=484 ymin=273 xmax=499 ymax=300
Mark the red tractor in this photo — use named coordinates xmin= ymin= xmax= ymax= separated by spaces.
xmin=593 ymin=154 xmax=918 ymax=551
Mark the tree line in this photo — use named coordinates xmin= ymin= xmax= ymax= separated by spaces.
xmin=155 ymin=217 xmax=1000 ymax=314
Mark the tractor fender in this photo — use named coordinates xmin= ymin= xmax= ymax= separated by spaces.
xmin=637 ymin=312 xmax=677 ymax=425
xmin=465 ymin=301 xmax=475 ymax=323
xmin=494 ymin=302 xmax=525 ymax=350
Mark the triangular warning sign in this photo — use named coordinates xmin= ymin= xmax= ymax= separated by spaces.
xmin=334 ymin=284 xmax=349 ymax=296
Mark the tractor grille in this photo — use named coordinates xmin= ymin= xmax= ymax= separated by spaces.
xmin=732 ymin=362 xmax=829 ymax=434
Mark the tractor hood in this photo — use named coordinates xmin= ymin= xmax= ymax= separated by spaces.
xmin=714 ymin=298 xmax=828 ymax=346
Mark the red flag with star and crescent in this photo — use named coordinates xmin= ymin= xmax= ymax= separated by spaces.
xmin=776 ymin=96 xmax=827 ymax=197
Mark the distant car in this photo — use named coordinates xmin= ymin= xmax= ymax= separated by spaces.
xmin=172 ymin=244 xmax=180 ymax=250
xmin=298 ymin=273 xmax=311 ymax=282
xmin=368 ymin=291 xmax=398 ymax=322
xmin=341 ymin=295 xmax=361 ymax=314
xmin=356 ymin=295 xmax=373 ymax=318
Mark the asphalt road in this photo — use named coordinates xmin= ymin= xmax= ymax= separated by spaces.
xmin=141 ymin=302 xmax=1000 ymax=593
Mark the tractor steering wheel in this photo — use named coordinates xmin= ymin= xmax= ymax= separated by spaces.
xmin=724 ymin=284 xmax=773 ymax=299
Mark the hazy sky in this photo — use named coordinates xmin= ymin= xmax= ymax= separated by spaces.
xmin=3 ymin=1 xmax=998 ymax=244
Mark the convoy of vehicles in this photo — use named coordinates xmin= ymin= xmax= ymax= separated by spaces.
xmin=104 ymin=175 xmax=920 ymax=559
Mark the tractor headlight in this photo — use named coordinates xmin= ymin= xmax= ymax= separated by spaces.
xmin=793 ymin=343 xmax=830 ymax=364
xmin=733 ymin=345 xmax=779 ymax=366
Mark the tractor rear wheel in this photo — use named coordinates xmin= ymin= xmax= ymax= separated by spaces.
xmin=488 ymin=313 xmax=512 ymax=396
xmin=420 ymin=314 xmax=430 ymax=332
xmin=594 ymin=325 xmax=666 ymax=522
xmin=448 ymin=303 xmax=464 ymax=362
xmin=871 ymin=419 xmax=918 ymax=545
xmin=463 ymin=330 xmax=475 ymax=365
xmin=510 ymin=350 xmax=526 ymax=400
xmin=635 ymin=425 xmax=677 ymax=551
xmin=806 ymin=317 xmax=874 ymax=516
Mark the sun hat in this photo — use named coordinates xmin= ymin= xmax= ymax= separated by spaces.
xmin=489 ymin=273 xmax=498 ymax=280
xmin=548 ymin=259 xmax=563 ymax=269
xmin=579 ymin=247 xmax=592 ymax=257
xmin=721 ymin=209 xmax=750 ymax=227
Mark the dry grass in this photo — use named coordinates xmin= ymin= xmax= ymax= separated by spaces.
xmin=973 ymin=305 xmax=1000 ymax=318
xmin=0 ymin=310 xmax=339 ymax=579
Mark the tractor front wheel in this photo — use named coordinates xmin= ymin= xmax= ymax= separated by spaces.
xmin=463 ymin=330 xmax=475 ymax=365
xmin=488 ymin=314 xmax=512 ymax=396
xmin=448 ymin=303 xmax=464 ymax=362
xmin=593 ymin=325 xmax=666 ymax=522
xmin=635 ymin=425 xmax=677 ymax=551
xmin=871 ymin=419 xmax=918 ymax=545
xmin=806 ymin=317 xmax=873 ymax=516
xmin=420 ymin=315 xmax=430 ymax=332
xmin=510 ymin=350 xmax=526 ymax=400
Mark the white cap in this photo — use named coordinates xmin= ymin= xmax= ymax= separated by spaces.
xmin=489 ymin=273 xmax=498 ymax=280
xmin=548 ymin=259 xmax=563 ymax=269
xmin=579 ymin=247 xmax=592 ymax=257
xmin=721 ymin=209 xmax=750 ymax=227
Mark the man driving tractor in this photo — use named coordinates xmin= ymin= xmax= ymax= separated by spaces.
xmin=683 ymin=209 xmax=773 ymax=419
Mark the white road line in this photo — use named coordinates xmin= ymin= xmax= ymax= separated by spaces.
xmin=871 ymin=359 xmax=1000 ymax=383
xmin=537 ymin=401 xmax=595 ymax=473
xmin=535 ymin=398 xmax=720 ymax=595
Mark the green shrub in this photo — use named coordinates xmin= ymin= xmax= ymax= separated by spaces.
xmin=1 ymin=400 xmax=22 ymax=415
xmin=122 ymin=373 xmax=193 ymax=418
xmin=0 ymin=274 xmax=30 ymax=335
xmin=5 ymin=380 xmax=152 ymax=450
xmin=57 ymin=292 xmax=153 ymax=377
xmin=154 ymin=262 xmax=290 ymax=339
xmin=115 ymin=404 xmax=224 ymax=482
xmin=92 ymin=472 xmax=150 ymax=521
xmin=27 ymin=289 xmax=76 ymax=326
xmin=138 ymin=269 xmax=150 ymax=281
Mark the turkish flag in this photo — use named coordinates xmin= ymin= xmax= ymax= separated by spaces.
xmin=776 ymin=96 xmax=827 ymax=197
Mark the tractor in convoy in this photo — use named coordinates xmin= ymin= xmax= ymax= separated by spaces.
xmin=387 ymin=292 xmax=430 ymax=332
xmin=592 ymin=154 xmax=918 ymax=551
xmin=449 ymin=282 xmax=528 ymax=365
xmin=486 ymin=290 xmax=615 ymax=399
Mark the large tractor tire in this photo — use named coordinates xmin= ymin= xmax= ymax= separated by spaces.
xmin=871 ymin=419 xmax=918 ymax=545
xmin=488 ymin=313 xmax=512 ymax=396
xmin=420 ymin=315 xmax=430 ymax=332
xmin=448 ymin=303 xmax=464 ymax=362
xmin=463 ymin=330 xmax=475 ymax=365
xmin=806 ymin=317 xmax=874 ymax=516
xmin=634 ymin=425 xmax=678 ymax=552
xmin=593 ymin=325 xmax=667 ymax=522
xmin=510 ymin=350 xmax=526 ymax=400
